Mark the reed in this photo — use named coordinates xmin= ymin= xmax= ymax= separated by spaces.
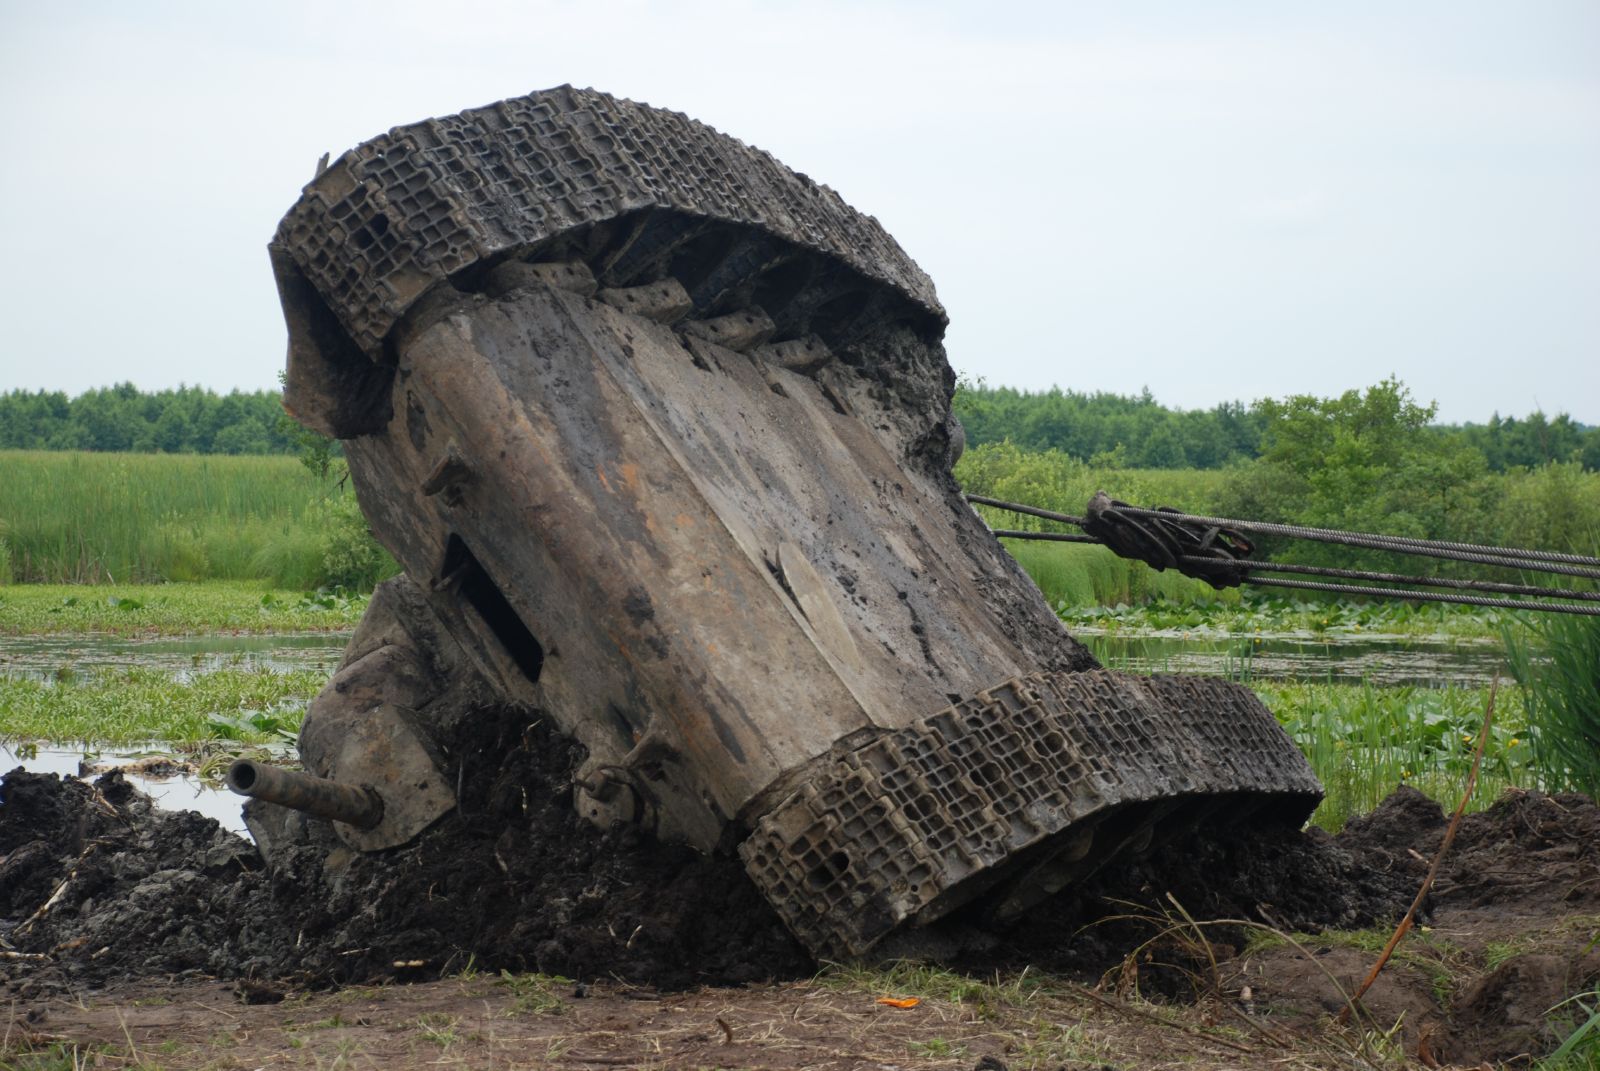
xmin=0 ymin=450 xmax=393 ymax=589
xmin=1503 ymin=611 xmax=1600 ymax=798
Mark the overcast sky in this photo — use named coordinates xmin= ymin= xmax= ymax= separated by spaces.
xmin=1 ymin=1 xmax=1596 ymax=423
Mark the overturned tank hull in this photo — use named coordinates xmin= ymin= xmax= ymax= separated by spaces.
xmin=262 ymin=86 xmax=1321 ymax=958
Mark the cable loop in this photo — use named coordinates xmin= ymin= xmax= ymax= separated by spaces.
xmin=1080 ymin=491 xmax=1252 ymax=590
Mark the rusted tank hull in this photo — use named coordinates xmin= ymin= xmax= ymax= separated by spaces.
xmin=267 ymin=86 xmax=1322 ymax=959
xmin=342 ymin=277 xmax=1104 ymax=850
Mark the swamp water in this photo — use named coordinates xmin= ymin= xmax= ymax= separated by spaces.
xmin=0 ymin=742 xmax=255 ymax=835
xmin=0 ymin=631 xmax=346 ymax=682
xmin=1 ymin=631 xmax=349 ymax=839
xmin=1 ymin=626 xmax=1502 ymax=840
xmin=1076 ymin=628 xmax=1505 ymax=686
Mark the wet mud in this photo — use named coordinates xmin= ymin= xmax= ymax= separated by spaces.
xmin=3 ymin=706 xmax=810 ymax=993
xmin=4 ymin=715 xmax=1596 ymax=1065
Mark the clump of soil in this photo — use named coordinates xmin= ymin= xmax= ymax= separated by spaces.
xmin=5 ymin=724 xmax=1597 ymax=1065
xmin=950 ymin=817 xmax=1422 ymax=988
xmin=0 ymin=766 xmax=260 ymax=984
xmin=1229 ymin=786 xmax=1600 ymax=1065
xmin=275 ymin=705 xmax=814 ymax=989
xmin=1 ymin=705 xmax=811 ymax=995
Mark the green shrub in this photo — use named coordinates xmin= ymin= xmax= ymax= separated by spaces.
xmin=1210 ymin=378 xmax=1494 ymax=569
xmin=315 ymin=490 xmax=400 ymax=591
xmin=1492 ymin=462 xmax=1600 ymax=556
xmin=149 ymin=521 xmax=213 ymax=583
xmin=247 ymin=525 xmax=326 ymax=590
xmin=954 ymin=441 xmax=1229 ymax=525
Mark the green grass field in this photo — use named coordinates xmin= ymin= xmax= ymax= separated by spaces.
xmin=0 ymin=450 xmax=327 ymax=584
xmin=0 ymin=450 xmax=396 ymax=588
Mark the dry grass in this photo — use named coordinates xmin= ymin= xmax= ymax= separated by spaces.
xmin=3 ymin=972 xmax=1417 ymax=1071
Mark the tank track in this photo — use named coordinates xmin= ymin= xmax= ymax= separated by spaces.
xmin=270 ymin=88 xmax=1324 ymax=964
xmin=740 ymin=670 xmax=1322 ymax=958
xmin=272 ymin=85 xmax=945 ymax=361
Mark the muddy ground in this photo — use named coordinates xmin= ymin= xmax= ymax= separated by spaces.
xmin=3 ymin=710 xmax=1597 ymax=1068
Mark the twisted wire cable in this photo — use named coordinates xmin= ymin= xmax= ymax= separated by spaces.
xmin=975 ymin=496 xmax=1599 ymax=615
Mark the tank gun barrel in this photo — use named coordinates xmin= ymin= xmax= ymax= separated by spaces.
xmin=226 ymin=759 xmax=384 ymax=830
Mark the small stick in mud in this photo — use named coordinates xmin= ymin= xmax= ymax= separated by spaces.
xmin=1337 ymin=677 xmax=1500 ymax=1025
xmin=15 ymin=862 xmax=83 ymax=936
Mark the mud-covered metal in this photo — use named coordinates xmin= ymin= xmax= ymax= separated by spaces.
xmin=741 ymin=671 xmax=1319 ymax=957
xmin=272 ymin=85 xmax=944 ymax=439
xmin=269 ymin=85 xmax=1323 ymax=960
xmin=227 ymin=760 xmax=383 ymax=830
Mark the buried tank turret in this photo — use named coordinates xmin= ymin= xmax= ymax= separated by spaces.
xmin=253 ymin=85 xmax=1321 ymax=958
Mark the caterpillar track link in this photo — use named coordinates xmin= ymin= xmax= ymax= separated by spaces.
xmin=260 ymin=85 xmax=1322 ymax=958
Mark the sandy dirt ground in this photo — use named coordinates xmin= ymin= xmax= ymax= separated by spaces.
xmin=3 ymin=970 xmax=1473 ymax=1071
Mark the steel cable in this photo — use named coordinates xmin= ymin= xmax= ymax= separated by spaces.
xmin=1199 ymin=556 xmax=1600 ymax=603
xmin=966 ymin=494 xmax=1085 ymax=528
xmin=974 ymin=496 xmax=1600 ymax=615
xmin=969 ymin=494 xmax=1600 ymax=582
xmin=990 ymin=529 xmax=1100 ymax=545
xmin=1243 ymin=577 xmax=1600 ymax=615
xmin=1113 ymin=504 xmax=1600 ymax=569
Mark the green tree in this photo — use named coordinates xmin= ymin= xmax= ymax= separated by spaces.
xmin=1217 ymin=378 xmax=1491 ymax=566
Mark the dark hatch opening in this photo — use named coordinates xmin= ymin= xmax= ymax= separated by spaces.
xmin=442 ymin=534 xmax=545 ymax=683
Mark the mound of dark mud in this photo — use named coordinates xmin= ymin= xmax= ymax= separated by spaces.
xmin=4 ymin=714 xmax=1595 ymax=1045
xmin=1 ymin=705 xmax=811 ymax=996
xmin=1343 ymin=785 xmax=1600 ymax=1065
xmin=947 ymin=815 xmax=1420 ymax=987
xmin=1343 ymin=782 xmax=1600 ymax=917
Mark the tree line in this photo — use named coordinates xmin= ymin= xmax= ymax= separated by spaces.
xmin=957 ymin=378 xmax=1600 ymax=569
xmin=0 ymin=380 xmax=1595 ymax=473
xmin=954 ymin=381 xmax=1600 ymax=473
xmin=0 ymin=384 xmax=299 ymax=455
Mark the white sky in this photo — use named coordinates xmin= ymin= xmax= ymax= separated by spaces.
xmin=1 ymin=0 xmax=1596 ymax=423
